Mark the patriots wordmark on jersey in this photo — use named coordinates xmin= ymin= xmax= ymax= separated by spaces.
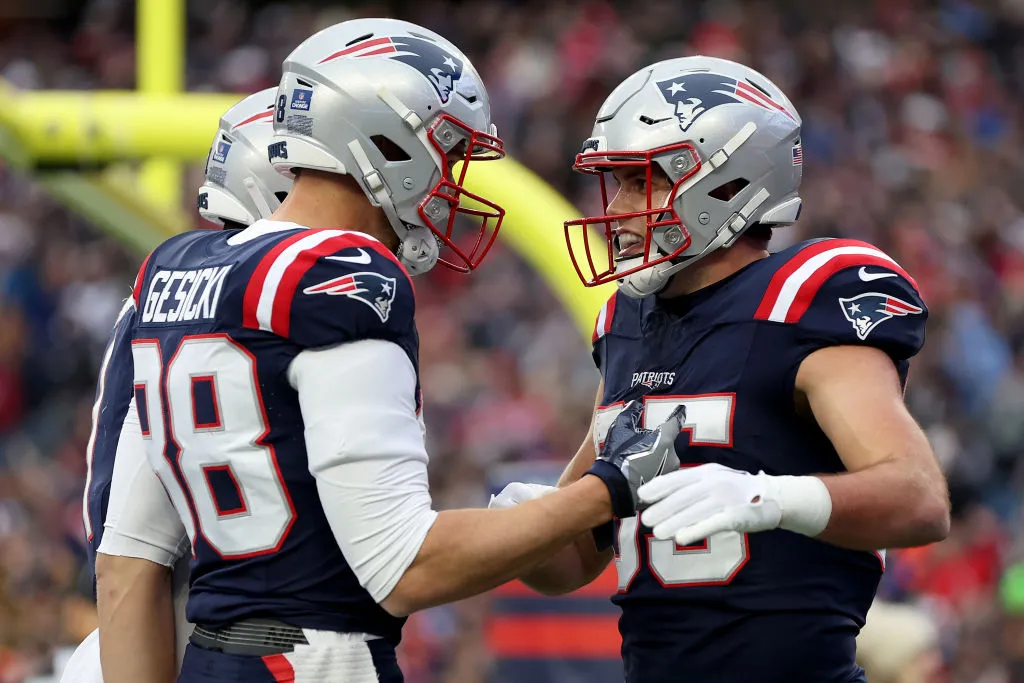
xmin=590 ymin=238 xmax=926 ymax=683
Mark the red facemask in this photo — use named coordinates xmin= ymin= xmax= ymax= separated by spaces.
xmin=419 ymin=114 xmax=506 ymax=273
xmin=564 ymin=142 xmax=701 ymax=287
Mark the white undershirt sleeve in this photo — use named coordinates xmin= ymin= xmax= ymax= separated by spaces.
xmin=288 ymin=339 xmax=437 ymax=604
xmin=98 ymin=398 xmax=189 ymax=566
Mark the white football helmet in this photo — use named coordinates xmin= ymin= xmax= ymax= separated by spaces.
xmin=198 ymin=88 xmax=294 ymax=228
xmin=269 ymin=18 xmax=506 ymax=275
xmin=565 ymin=56 xmax=804 ymax=298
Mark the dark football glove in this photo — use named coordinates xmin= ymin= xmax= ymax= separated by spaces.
xmin=586 ymin=400 xmax=685 ymax=519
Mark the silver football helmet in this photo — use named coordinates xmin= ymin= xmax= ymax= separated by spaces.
xmin=269 ymin=18 xmax=506 ymax=275
xmin=565 ymin=56 xmax=803 ymax=298
xmin=198 ymin=88 xmax=294 ymax=228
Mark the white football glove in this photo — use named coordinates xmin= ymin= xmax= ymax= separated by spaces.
xmin=488 ymin=482 xmax=557 ymax=509
xmin=638 ymin=463 xmax=832 ymax=546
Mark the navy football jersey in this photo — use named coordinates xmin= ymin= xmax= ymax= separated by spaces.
xmin=591 ymin=239 xmax=927 ymax=683
xmin=83 ymin=298 xmax=137 ymax=575
xmin=128 ymin=222 xmax=419 ymax=644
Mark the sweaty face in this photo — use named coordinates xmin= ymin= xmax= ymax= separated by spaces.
xmin=607 ymin=164 xmax=674 ymax=259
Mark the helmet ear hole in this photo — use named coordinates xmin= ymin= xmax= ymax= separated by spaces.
xmin=370 ymin=135 xmax=412 ymax=161
xmin=708 ymin=178 xmax=749 ymax=201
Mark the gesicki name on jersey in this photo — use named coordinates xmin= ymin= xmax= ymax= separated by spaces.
xmin=141 ymin=266 xmax=232 ymax=324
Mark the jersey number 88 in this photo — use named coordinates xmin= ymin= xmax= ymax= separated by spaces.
xmin=132 ymin=335 xmax=295 ymax=559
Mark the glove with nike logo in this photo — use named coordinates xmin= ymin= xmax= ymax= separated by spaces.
xmin=586 ymin=401 xmax=685 ymax=519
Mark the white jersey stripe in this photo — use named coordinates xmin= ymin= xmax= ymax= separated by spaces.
xmin=765 ymin=245 xmax=896 ymax=323
xmin=255 ymin=230 xmax=346 ymax=333
xmin=595 ymin=301 xmax=609 ymax=340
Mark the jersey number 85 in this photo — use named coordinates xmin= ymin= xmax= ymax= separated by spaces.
xmin=594 ymin=395 xmax=747 ymax=590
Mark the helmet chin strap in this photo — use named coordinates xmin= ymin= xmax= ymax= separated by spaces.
xmin=620 ymin=213 xmax=767 ymax=298
xmin=619 ymin=195 xmax=770 ymax=298
xmin=617 ymin=258 xmax=670 ymax=298
xmin=346 ymin=139 xmax=440 ymax=275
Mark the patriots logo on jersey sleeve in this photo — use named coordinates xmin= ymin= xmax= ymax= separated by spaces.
xmin=839 ymin=292 xmax=923 ymax=341
xmin=303 ymin=271 xmax=398 ymax=323
xmin=656 ymin=73 xmax=795 ymax=132
xmin=319 ymin=35 xmax=463 ymax=104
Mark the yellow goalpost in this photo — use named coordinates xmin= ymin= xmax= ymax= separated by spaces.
xmin=0 ymin=0 xmax=613 ymax=340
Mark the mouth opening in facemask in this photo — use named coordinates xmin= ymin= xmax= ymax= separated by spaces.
xmin=419 ymin=114 xmax=506 ymax=273
xmin=564 ymin=142 xmax=701 ymax=288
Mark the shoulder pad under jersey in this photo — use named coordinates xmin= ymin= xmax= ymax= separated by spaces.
xmin=754 ymin=238 xmax=926 ymax=359
xmin=241 ymin=229 xmax=415 ymax=349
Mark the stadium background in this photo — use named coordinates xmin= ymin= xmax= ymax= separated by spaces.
xmin=0 ymin=0 xmax=1022 ymax=681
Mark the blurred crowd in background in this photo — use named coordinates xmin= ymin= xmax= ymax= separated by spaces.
xmin=2 ymin=0 xmax=1024 ymax=681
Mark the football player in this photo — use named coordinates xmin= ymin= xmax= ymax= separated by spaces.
xmin=491 ymin=56 xmax=951 ymax=683
xmin=62 ymin=87 xmax=292 ymax=683
xmin=93 ymin=18 xmax=676 ymax=683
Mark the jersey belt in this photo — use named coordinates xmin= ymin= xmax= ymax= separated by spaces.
xmin=190 ymin=619 xmax=308 ymax=656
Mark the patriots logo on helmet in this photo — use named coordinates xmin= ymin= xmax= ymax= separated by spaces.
xmin=839 ymin=292 xmax=923 ymax=341
xmin=656 ymin=73 xmax=795 ymax=133
xmin=319 ymin=35 xmax=464 ymax=104
xmin=303 ymin=271 xmax=398 ymax=323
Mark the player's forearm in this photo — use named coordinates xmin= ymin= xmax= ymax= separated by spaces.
xmin=96 ymin=553 xmax=177 ymax=683
xmin=519 ymin=533 xmax=613 ymax=596
xmin=519 ymin=450 xmax=613 ymax=595
xmin=382 ymin=476 xmax=612 ymax=616
xmin=816 ymin=456 xmax=950 ymax=550
xmin=792 ymin=346 xmax=950 ymax=550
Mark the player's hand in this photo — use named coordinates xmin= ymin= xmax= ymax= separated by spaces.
xmin=637 ymin=464 xmax=783 ymax=546
xmin=586 ymin=401 xmax=685 ymax=519
xmin=488 ymin=482 xmax=557 ymax=509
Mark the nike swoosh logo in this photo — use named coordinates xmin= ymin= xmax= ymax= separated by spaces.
xmin=325 ymin=248 xmax=372 ymax=265
xmin=858 ymin=267 xmax=897 ymax=282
